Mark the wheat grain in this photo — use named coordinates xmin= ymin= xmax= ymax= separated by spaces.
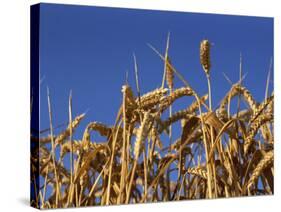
xmin=55 ymin=113 xmax=85 ymax=145
xmin=134 ymin=112 xmax=153 ymax=159
xmin=200 ymin=40 xmax=211 ymax=75
xmin=187 ymin=167 xmax=208 ymax=180
xmin=165 ymin=56 xmax=174 ymax=89
xmin=160 ymin=87 xmax=193 ymax=111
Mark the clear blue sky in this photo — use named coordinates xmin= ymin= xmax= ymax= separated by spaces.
xmin=37 ymin=2 xmax=273 ymax=200
xmin=39 ymin=3 xmax=273 ymax=135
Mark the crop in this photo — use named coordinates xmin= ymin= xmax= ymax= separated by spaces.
xmin=30 ymin=36 xmax=274 ymax=209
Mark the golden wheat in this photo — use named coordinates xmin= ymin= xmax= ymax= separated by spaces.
xmin=31 ymin=39 xmax=274 ymax=209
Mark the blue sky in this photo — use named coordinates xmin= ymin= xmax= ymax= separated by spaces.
xmin=37 ymin=3 xmax=273 ymax=190
xmin=39 ymin=3 xmax=273 ymax=137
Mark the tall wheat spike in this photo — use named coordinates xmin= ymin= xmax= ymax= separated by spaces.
xmin=200 ymin=40 xmax=211 ymax=75
xmin=166 ymin=56 xmax=174 ymax=90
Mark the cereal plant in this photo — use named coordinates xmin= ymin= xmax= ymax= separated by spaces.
xmin=31 ymin=37 xmax=274 ymax=208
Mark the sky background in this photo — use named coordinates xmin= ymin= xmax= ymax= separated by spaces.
xmin=37 ymin=3 xmax=273 ymax=190
xmin=39 ymin=3 xmax=273 ymax=136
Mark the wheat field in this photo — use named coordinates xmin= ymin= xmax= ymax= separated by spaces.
xmin=30 ymin=37 xmax=274 ymax=209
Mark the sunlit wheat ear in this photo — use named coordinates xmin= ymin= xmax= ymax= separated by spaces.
xmin=137 ymin=87 xmax=168 ymax=110
xmin=165 ymin=56 xmax=174 ymax=90
xmin=85 ymin=121 xmax=112 ymax=137
xmin=159 ymin=87 xmax=194 ymax=111
xmin=134 ymin=112 xmax=152 ymax=160
xmin=200 ymin=40 xmax=211 ymax=75
xmin=187 ymin=166 xmax=208 ymax=180
xmin=55 ymin=113 xmax=85 ymax=145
